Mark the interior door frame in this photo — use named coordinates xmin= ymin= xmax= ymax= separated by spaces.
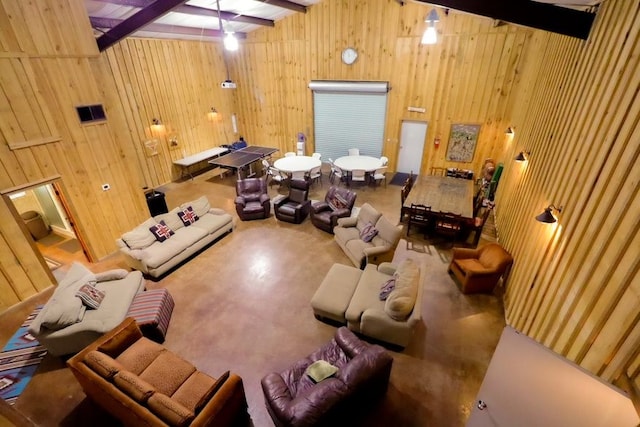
xmin=396 ymin=120 xmax=428 ymax=174
xmin=1 ymin=175 xmax=94 ymax=265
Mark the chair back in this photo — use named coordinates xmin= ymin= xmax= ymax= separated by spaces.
xmin=434 ymin=212 xmax=462 ymax=236
xmin=478 ymin=243 xmax=513 ymax=272
xmin=348 ymin=148 xmax=360 ymax=156
xmin=410 ymin=204 xmax=431 ymax=223
xmin=380 ymin=156 xmax=389 ymax=166
xmin=351 ymin=169 xmax=366 ymax=181
xmin=291 ymin=170 xmax=307 ymax=180
xmin=284 ymin=152 xmax=296 ymax=157
xmin=325 ymin=186 xmax=357 ymax=211
xmin=374 ymin=166 xmax=387 ymax=177
xmin=262 ymin=159 xmax=270 ymax=168
xmin=312 ymin=152 xmax=322 ymax=159
xmin=430 ymin=167 xmax=446 ymax=176
xmin=288 ymin=179 xmax=310 ymax=203
xmin=236 ymin=177 xmax=267 ymax=196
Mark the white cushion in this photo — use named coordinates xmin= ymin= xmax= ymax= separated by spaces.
xmin=121 ymin=218 xmax=158 ymax=249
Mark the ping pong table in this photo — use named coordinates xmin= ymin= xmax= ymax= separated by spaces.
xmin=208 ymin=146 xmax=278 ymax=179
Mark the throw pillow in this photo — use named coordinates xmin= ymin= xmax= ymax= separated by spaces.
xmin=76 ymin=283 xmax=105 ymax=309
xmin=359 ymin=222 xmax=378 ymax=243
xmin=149 ymin=220 xmax=174 ymax=242
xmin=305 ymin=360 xmax=338 ymax=383
xmin=379 ymin=278 xmax=396 ymax=300
xmin=94 ymin=269 xmax=129 ymax=282
xmin=177 ymin=206 xmax=199 ymax=226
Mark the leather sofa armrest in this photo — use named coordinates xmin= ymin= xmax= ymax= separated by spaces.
xmin=274 ymin=196 xmax=288 ymax=208
xmin=234 ymin=196 xmax=246 ymax=207
xmin=330 ymin=208 xmax=351 ymax=219
xmin=263 ymin=375 xmax=348 ymax=426
xmin=311 ymin=201 xmax=329 ymax=213
xmin=334 ymin=327 xmax=369 ymax=358
xmin=336 ymin=216 xmax=357 ymax=228
xmin=259 ymin=194 xmax=271 ymax=205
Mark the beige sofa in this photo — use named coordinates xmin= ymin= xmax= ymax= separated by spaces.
xmin=334 ymin=203 xmax=402 ymax=269
xmin=29 ymin=262 xmax=145 ymax=356
xmin=311 ymin=259 xmax=425 ymax=348
xmin=116 ymin=196 xmax=234 ymax=278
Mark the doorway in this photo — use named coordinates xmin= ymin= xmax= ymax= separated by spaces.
xmin=397 ymin=120 xmax=428 ymax=174
xmin=8 ymin=181 xmax=87 ymax=277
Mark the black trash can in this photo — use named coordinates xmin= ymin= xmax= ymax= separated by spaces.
xmin=145 ymin=190 xmax=168 ymax=217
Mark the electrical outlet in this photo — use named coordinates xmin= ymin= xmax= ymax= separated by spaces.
xmin=102 ymin=183 xmax=111 ymax=191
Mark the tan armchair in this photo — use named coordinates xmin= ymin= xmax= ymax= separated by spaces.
xmin=448 ymin=243 xmax=513 ymax=294
xmin=334 ymin=203 xmax=402 ymax=269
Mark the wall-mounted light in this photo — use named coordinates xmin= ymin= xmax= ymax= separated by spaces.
xmin=421 ymin=9 xmax=439 ymax=45
xmin=208 ymin=107 xmax=220 ymax=121
xmin=152 ymin=118 xmax=161 ymax=126
xmin=506 ymin=127 xmax=514 ymax=135
xmin=536 ymin=205 xmax=563 ymax=224
xmin=514 ymin=151 xmax=530 ymax=162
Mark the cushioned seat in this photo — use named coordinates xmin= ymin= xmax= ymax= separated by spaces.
xmin=235 ymin=177 xmax=271 ymax=221
xmin=310 ymin=186 xmax=357 ymax=233
xmin=261 ymin=327 xmax=393 ymax=427
xmin=448 ymin=242 xmax=514 ymax=294
xmin=274 ymin=179 xmax=311 ymax=224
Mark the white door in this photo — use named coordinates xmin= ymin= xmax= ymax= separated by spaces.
xmin=467 ymin=326 xmax=639 ymax=427
xmin=397 ymin=121 xmax=427 ymax=174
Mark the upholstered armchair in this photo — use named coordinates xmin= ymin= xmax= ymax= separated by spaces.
xmin=310 ymin=186 xmax=357 ymax=233
xmin=448 ymin=243 xmax=513 ymax=294
xmin=261 ymin=327 xmax=393 ymax=427
xmin=235 ymin=177 xmax=270 ymax=221
xmin=274 ymin=179 xmax=311 ymax=224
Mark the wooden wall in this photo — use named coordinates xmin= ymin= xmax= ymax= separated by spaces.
xmin=495 ymin=0 xmax=640 ymax=384
xmin=234 ymin=0 xmax=530 ymax=174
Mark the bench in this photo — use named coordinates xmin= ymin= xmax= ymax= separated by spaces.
xmin=173 ymin=146 xmax=229 ymax=180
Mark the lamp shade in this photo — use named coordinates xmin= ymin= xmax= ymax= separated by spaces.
xmin=421 ymin=26 xmax=437 ymax=44
xmin=514 ymin=151 xmax=527 ymax=161
xmin=535 ymin=207 xmax=557 ymax=223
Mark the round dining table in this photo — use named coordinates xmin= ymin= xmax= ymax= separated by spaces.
xmin=274 ymin=156 xmax=322 ymax=173
xmin=334 ymin=155 xmax=383 ymax=172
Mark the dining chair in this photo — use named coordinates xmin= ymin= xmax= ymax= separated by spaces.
xmin=434 ymin=212 xmax=463 ymax=247
xmin=350 ymin=169 xmax=367 ymax=188
xmin=261 ymin=159 xmax=271 ymax=176
xmin=407 ymin=204 xmax=432 ymax=238
xmin=309 ymin=165 xmax=322 ymax=186
xmin=291 ymin=170 xmax=307 ymax=181
xmin=312 ymin=152 xmax=322 ymax=160
xmin=348 ymin=148 xmax=360 ymax=156
xmin=284 ymin=152 xmax=296 ymax=157
xmin=380 ymin=156 xmax=389 ymax=166
xmin=430 ymin=167 xmax=446 ymax=177
xmin=328 ymin=159 xmax=344 ymax=185
xmin=400 ymin=182 xmax=412 ymax=221
xmin=371 ymin=166 xmax=388 ymax=187
xmin=267 ymin=166 xmax=287 ymax=188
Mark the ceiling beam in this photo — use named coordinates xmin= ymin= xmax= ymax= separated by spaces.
xmin=173 ymin=5 xmax=274 ymax=27
xmin=415 ymin=0 xmax=595 ymax=39
xmin=90 ymin=16 xmax=247 ymax=39
xmin=252 ymin=0 xmax=307 ymax=14
xmin=96 ymin=0 xmax=187 ymax=51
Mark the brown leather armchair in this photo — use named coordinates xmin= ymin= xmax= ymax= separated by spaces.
xmin=310 ymin=186 xmax=357 ymax=233
xmin=235 ymin=177 xmax=270 ymax=220
xmin=261 ymin=327 xmax=393 ymax=427
xmin=274 ymin=179 xmax=311 ymax=224
xmin=448 ymin=243 xmax=513 ymax=294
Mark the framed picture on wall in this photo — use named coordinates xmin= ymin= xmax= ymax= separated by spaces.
xmin=446 ymin=123 xmax=481 ymax=163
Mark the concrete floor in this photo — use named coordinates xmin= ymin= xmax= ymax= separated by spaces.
xmin=0 ymin=167 xmax=505 ymax=427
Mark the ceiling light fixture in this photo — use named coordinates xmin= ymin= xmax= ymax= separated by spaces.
xmin=536 ymin=205 xmax=563 ymax=224
xmin=421 ymin=9 xmax=440 ymax=45
xmin=224 ymin=32 xmax=239 ymax=51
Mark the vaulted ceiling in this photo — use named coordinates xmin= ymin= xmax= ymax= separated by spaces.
xmin=85 ymin=0 xmax=605 ymax=52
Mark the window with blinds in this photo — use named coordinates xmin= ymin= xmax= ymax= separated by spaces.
xmin=310 ymin=81 xmax=389 ymax=163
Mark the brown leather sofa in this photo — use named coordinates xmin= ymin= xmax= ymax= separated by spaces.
xmin=274 ymin=179 xmax=311 ymax=224
xmin=310 ymin=186 xmax=357 ymax=233
xmin=448 ymin=242 xmax=514 ymax=294
xmin=67 ymin=318 xmax=248 ymax=427
xmin=235 ymin=177 xmax=270 ymax=220
xmin=261 ymin=327 xmax=393 ymax=427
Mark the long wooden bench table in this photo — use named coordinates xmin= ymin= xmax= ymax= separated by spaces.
xmin=173 ymin=147 xmax=229 ymax=180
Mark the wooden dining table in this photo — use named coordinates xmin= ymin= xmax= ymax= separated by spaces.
xmin=403 ymin=175 xmax=475 ymax=220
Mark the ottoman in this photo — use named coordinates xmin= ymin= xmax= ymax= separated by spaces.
xmin=126 ymin=289 xmax=174 ymax=342
xmin=310 ymin=263 xmax=362 ymax=323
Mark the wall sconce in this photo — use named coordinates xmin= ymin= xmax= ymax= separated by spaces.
xmin=152 ymin=118 xmax=161 ymax=126
xmin=208 ymin=107 xmax=219 ymax=121
xmin=421 ymin=9 xmax=439 ymax=45
xmin=536 ymin=205 xmax=563 ymax=223
xmin=506 ymin=127 xmax=514 ymax=135
xmin=514 ymin=151 xmax=530 ymax=161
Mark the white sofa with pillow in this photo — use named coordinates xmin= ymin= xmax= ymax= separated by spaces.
xmin=311 ymin=258 xmax=425 ymax=348
xmin=29 ymin=262 xmax=145 ymax=356
xmin=334 ymin=203 xmax=403 ymax=269
xmin=116 ymin=196 xmax=234 ymax=278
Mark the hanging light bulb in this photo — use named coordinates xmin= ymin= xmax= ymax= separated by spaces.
xmin=224 ymin=32 xmax=239 ymax=51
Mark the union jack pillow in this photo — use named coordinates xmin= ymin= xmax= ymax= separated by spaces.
xmin=178 ymin=206 xmax=199 ymax=226
xmin=149 ymin=220 xmax=174 ymax=242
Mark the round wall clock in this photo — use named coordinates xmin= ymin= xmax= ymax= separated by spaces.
xmin=341 ymin=47 xmax=358 ymax=65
